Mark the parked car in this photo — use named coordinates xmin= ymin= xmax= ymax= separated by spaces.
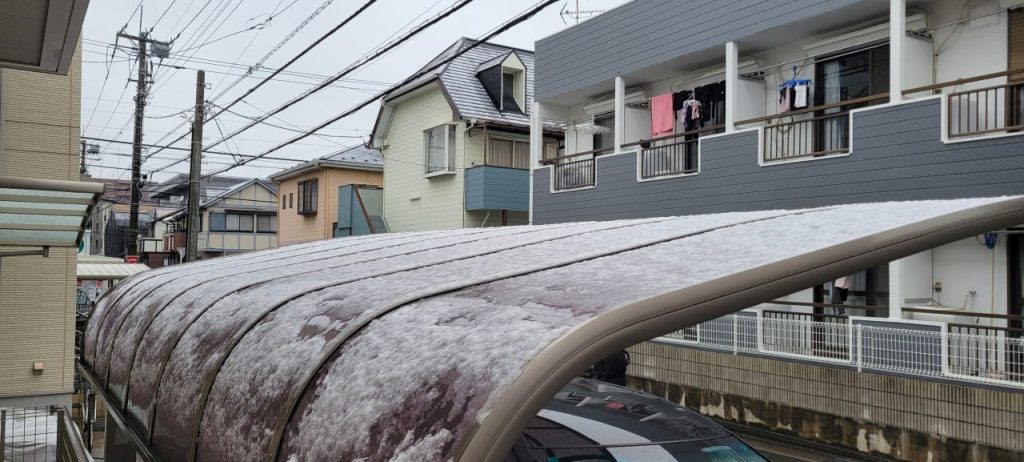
xmin=504 ymin=377 xmax=769 ymax=461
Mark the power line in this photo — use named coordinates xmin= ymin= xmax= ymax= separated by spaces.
xmin=143 ymin=0 xmax=383 ymax=167
xmin=207 ymin=0 xmax=561 ymax=177
xmin=80 ymin=136 xmax=309 ymax=163
xmin=199 ymin=0 xmax=475 ymax=154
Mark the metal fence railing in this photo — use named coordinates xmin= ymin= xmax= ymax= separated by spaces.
xmin=948 ymin=83 xmax=1024 ymax=138
xmin=654 ymin=312 xmax=1024 ymax=388
xmin=1 ymin=407 xmax=92 ymax=462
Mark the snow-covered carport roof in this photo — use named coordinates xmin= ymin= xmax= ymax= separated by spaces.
xmin=81 ymin=197 xmax=1024 ymax=462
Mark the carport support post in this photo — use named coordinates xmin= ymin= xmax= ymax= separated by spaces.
xmin=725 ymin=41 xmax=739 ymax=133
xmin=889 ymin=259 xmax=904 ymax=319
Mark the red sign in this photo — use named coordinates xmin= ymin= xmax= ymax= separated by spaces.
xmin=125 ymin=255 xmax=140 ymax=264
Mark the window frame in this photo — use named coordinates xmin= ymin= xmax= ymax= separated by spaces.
xmin=423 ymin=124 xmax=456 ymax=176
xmin=256 ymin=214 xmax=277 ymax=233
xmin=297 ymin=179 xmax=319 ymax=215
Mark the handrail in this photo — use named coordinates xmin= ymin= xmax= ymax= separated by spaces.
xmin=902 ymin=307 xmax=1024 ymax=321
xmin=768 ymin=300 xmax=889 ymax=313
xmin=902 ymin=66 xmax=1024 ymax=95
xmin=735 ymin=93 xmax=890 ymax=126
xmin=622 ymin=125 xmax=726 ymax=148
xmin=539 ymin=147 xmax=615 ymax=165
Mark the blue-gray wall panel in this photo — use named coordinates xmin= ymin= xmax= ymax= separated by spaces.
xmin=465 ymin=166 xmax=529 ymax=212
xmin=535 ymin=0 xmax=870 ymax=101
xmin=533 ymin=99 xmax=1024 ymax=224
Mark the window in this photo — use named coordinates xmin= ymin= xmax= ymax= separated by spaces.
xmin=210 ymin=212 xmax=258 ymax=232
xmin=297 ymin=179 xmax=318 ymax=214
xmin=501 ymin=72 xmax=520 ymax=112
xmin=281 ymin=195 xmax=286 ymax=209
xmin=486 ymin=137 xmax=529 ymax=169
xmin=814 ymin=45 xmax=889 ymax=153
xmin=289 ymin=192 xmax=293 ymax=209
xmin=424 ymin=125 xmax=455 ymax=175
xmin=592 ymin=113 xmax=615 ymax=152
xmin=257 ymin=215 xmax=276 ymax=233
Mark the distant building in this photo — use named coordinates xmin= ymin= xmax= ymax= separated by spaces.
xmin=269 ymin=145 xmax=384 ymax=245
xmin=154 ymin=177 xmax=279 ymax=263
xmin=370 ymin=38 xmax=562 ymax=232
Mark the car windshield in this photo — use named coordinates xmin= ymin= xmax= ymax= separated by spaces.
xmin=505 ymin=415 xmax=767 ymax=462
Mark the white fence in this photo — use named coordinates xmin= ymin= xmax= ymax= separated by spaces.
xmin=655 ymin=312 xmax=1024 ymax=388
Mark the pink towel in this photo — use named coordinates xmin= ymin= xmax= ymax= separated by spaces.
xmin=651 ymin=93 xmax=675 ymax=137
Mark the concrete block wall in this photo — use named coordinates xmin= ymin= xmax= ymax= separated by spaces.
xmin=628 ymin=342 xmax=1024 ymax=461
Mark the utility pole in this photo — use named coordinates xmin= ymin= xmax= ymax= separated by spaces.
xmin=118 ymin=30 xmax=170 ymax=259
xmin=118 ymin=30 xmax=150 ymax=259
xmin=185 ymin=70 xmax=206 ymax=263
xmin=80 ymin=140 xmax=87 ymax=175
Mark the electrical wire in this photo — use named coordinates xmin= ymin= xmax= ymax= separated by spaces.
xmin=142 ymin=0 xmax=383 ymax=165
xmin=199 ymin=0 xmax=476 ymax=155
xmin=205 ymin=0 xmax=562 ymax=178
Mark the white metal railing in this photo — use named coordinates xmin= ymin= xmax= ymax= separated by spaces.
xmin=654 ymin=312 xmax=1024 ymax=388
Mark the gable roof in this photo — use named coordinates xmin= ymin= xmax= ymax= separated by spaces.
xmin=268 ymin=145 xmax=383 ymax=182
xmin=373 ymin=39 xmax=537 ymax=145
xmin=201 ymin=178 xmax=277 ymax=208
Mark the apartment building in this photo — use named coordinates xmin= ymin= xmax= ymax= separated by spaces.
xmin=0 ymin=1 xmax=93 ymax=410
xmin=269 ymin=145 xmax=384 ymax=245
xmin=527 ymin=1 xmax=1024 ymax=457
xmin=370 ymin=38 xmax=562 ymax=232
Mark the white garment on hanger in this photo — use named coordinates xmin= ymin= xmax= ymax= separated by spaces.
xmin=793 ymin=83 xmax=809 ymax=109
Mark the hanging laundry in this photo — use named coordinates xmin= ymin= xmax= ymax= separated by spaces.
xmin=793 ymin=83 xmax=809 ymax=109
xmin=650 ymin=93 xmax=675 ymax=137
xmin=778 ymin=87 xmax=791 ymax=113
xmin=673 ymin=91 xmax=691 ymax=124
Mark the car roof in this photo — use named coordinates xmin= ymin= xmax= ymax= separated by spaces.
xmin=535 ymin=377 xmax=733 ymax=446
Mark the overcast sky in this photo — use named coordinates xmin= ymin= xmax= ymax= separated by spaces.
xmin=80 ymin=0 xmax=628 ymax=182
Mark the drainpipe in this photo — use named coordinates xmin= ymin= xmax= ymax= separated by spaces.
xmin=890 ymin=0 xmax=905 ymax=103
xmin=725 ymin=42 xmax=739 ymax=133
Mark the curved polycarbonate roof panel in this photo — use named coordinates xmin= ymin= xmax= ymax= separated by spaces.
xmin=81 ymin=197 xmax=1024 ymax=462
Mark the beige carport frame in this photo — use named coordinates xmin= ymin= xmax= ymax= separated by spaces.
xmin=459 ymin=198 xmax=1024 ymax=461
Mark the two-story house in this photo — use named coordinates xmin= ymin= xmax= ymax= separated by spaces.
xmin=152 ymin=176 xmax=279 ymax=262
xmin=370 ymin=38 xmax=562 ymax=232
xmin=269 ymin=144 xmax=384 ymax=245
xmin=526 ymin=0 xmax=1024 ymax=457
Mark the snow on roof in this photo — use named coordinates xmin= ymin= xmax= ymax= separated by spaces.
xmin=81 ymin=197 xmax=1024 ymax=461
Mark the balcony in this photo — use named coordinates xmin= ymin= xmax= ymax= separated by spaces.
xmin=464 ymin=165 xmax=529 ymax=212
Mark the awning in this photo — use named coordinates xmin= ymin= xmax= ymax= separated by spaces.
xmin=77 ymin=255 xmax=150 ymax=281
xmin=0 ymin=0 xmax=89 ymax=75
xmin=80 ymin=197 xmax=1024 ymax=462
xmin=0 ymin=176 xmax=104 ymax=248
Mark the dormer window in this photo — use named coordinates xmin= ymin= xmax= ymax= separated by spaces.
xmin=477 ymin=51 xmax=527 ymax=114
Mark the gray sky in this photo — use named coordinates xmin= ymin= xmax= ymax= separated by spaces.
xmin=80 ymin=0 xmax=627 ymax=182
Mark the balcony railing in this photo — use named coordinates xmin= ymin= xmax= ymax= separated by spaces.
xmin=655 ymin=311 xmax=1024 ymax=388
xmin=541 ymin=147 xmax=614 ymax=190
xmin=627 ymin=125 xmax=725 ymax=179
xmin=738 ymin=93 xmax=889 ymax=164
xmin=1 ymin=406 xmax=93 ymax=462
xmin=948 ymin=82 xmax=1024 ymax=138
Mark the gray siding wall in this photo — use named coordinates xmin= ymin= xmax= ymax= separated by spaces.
xmin=533 ymin=98 xmax=1024 ymax=224
xmin=535 ymin=0 xmax=864 ymax=101
xmin=465 ymin=166 xmax=529 ymax=212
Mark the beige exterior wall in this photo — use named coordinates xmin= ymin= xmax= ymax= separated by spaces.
xmin=198 ymin=182 xmax=279 ymax=255
xmin=276 ymin=167 xmax=383 ymax=245
xmin=381 ymin=86 xmax=463 ymax=232
xmin=0 ymin=44 xmax=81 ymax=400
